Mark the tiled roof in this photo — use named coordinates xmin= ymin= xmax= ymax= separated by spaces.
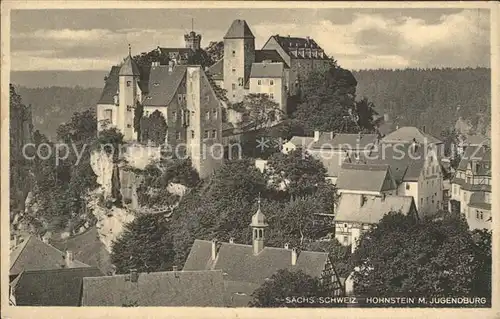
xmin=224 ymin=280 xmax=260 ymax=307
xmin=335 ymin=193 xmax=416 ymax=224
xmin=50 ymin=227 xmax=114 ymax=275
xmin=143 ymin=65 xmax=187 ymax=106
xmin=382 ymin=127 xmax=442 ymax=145
xmin=10 ymin=236 xmax=90 ymax=276
xmin=11 ymin=267 xmax=103 ymax=306
xmin=309 ymin=133 xmax=379 ymax=150
xmin=183 ymin=240 xmax=328 ymax=284
xmin=249 ymin=62 xmax=284 ymax=78
xmin=207 ymin=59 xmax=224 ymax=80
xmin=336 ymin=163 xmax=396 ymax=193
xmin=456 ymin=145 xmax=491 ymax=172
xmin=81 ymin=270 xmax=226 ymax=307
xmin=468 ymin=192 xmax=491 ymax=211
xmin=271 ymin=35 xmax=329 ymax=59
xmin=224 ymin=19 xmax=255 ymax=39
xmin=254 ymin=50 xmax=289 ymax=68
xmin=287 ymin=136 xmax=315 ymax=148
xmin=119 ymin=55 xmax=141 ymax=76
xmin=451 ymin=177 xmax=491 ymax=192
xmin=309 ymin=151 xmax=345 ymax=178
xmin=464 ymin=134 xmax=490 ymax=146
xmin=98 ymin=66 xmax=120 ymax=104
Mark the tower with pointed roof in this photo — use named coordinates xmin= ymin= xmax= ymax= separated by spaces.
xmin=118 ymin=45 xmax=141 ymax=141
xmin=223 ymin=19 xmax=255 ymax=103
xmin=250 ymin=195 xmax=268 ymax=255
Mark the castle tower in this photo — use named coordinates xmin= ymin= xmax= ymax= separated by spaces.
xmin=223 ymin=19 xmax=255 ymax=103
xmin=250 ymin=195 xmax=268 ymax=255
xmin=184 ymin=31 xmax=202 ymax=51
xmin=118 ymin=45 xmax=141 ymax=141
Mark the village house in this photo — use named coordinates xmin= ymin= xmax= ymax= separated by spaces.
xmin=334 ymin=193 xmax=418 ymax=252
xmin=381 ymin=126 xmax=444 ymax=158
xmin=449 ymin=144 xmax=491 ymax=230
xmin=81 ymin=269 xmax=226 ymax=307
xmin=182 ymin=202 xmax=344 ymax=306
xmin=336 ymin=163 xmax=398 ymax=197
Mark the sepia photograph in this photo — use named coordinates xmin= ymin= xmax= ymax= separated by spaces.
xmin=1 ymin=1 xmax=498 ymax=318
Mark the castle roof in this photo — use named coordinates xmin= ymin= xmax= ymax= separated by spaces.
xmin=269 ymin=35 xmax=329 ymax=60
xmin=224 ymin=19 xmax=255 ymax=39
xmin=249 ymin=62 xmax=284 ymax=78
xmin=98 ymin=66 xmax=120 ymax=104
xmin=382 ymin=126 xmax=442 ymax=145
xmin=254 ymin=49 xmax=289 ymax=67
xmin=119 ymin=54 xmax=140 ymax=76
xmin=143 ymin=64 xmax=187 ymax=107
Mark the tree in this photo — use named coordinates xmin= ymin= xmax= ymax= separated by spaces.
xmin=249 ymin=269 xmax=327 ymax=307
xmin=265 ymin=148 xmax=327 ymax=198
xmin=133 ymin=101 xmax=144 ymax=140
xmin=97 ymin=127 xmax=125 ymax=161
xmin=350 ymin=211 xmax=491 ymax=299
xmin=355 ymin=97 xmax=378 ymax=133
xmin=204 ymin=41 xmax=224 ymax=66
xmin=140 ymin=110 xmax=167 ymax=145
xmin=111 ymin=214 xmax=175 ymax=274
xmin=305 ymin=239 xmax=352 ymax=279
xmin=232 ymin=93 xmax=283 ymax=130
xmin=293 ymin=65 xmax=359 ymax=135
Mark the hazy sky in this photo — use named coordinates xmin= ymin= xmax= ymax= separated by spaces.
xmin=11 ymin=8 xmax=490 ymax=71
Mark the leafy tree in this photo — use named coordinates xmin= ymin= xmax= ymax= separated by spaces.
xmin=111 ymin=214 xmax=175 ymax=274
xmin=293 ymin=65 xmax=359 ymax=135
xmin=232 ymin=93 xmax=283 ymax=130
xmin=249 ymin=269 xmax=327 ymax=307
xmin=355 ymin=97 xmax=378 ymax=133
xmin=350 ymin=211 xmax=491 ymax=299
xmin=140 ymin=110 xmax=167 ymax=145
xmin=97 ymin=127 xmax=124 ymax=161
xmin=305 ymin=239 xmax=352 ymax=279
xmin=204 ymin=41 xmax=224 ymax=65
xmin=265 ymin=148 xmax=327 ymax=198
xmin=440 ymin=128 xmax=459 ymax=158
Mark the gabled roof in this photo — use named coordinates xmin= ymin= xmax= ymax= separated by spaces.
xmin=184 ymin=240 xmax=328 ymax=284
xmin=98 ymin=66 xmax=120 ymax=104
xmin=336 ymin=163 xmax=396 ymax=193
xmin=254 ymin=50 xmax=289 ymax=68
xmin=270 ymin=35 xmax=328 ymax=59
xmin=224 ymin=19 xmax=255 ymax=39
xmin=143 ymin=64 xmax=187 ymax=106
xmin=119 ymin=55 xmax=141 ymax=76
xmin=457 ymin=145 xmax=491 ymax=172
xmin=10 ymin=236 xmax=90 ymax=276
xmin=207 ymin=59 xmax=224 ymax=80
xmin=309 ymin=151 xmax=344 ymax=178
xmin=382 ymin=127 xmax=442 ymax=145
xmin=11 ymin=267 xmax=103 ymax=306
xmin=81 ymin=270 xmax=226 ymax=307
xmin=468 ymin=192 xmax=491 ymax=211
xmin=335 ymin=194 xmax=416 ymax=224
xmin=50 ymin=227 xmax=113 ymax=275
xmin=464 ymin=134 xmax=490 ymax=146
xmin=249 ymin=62 xmax=284 ymax=78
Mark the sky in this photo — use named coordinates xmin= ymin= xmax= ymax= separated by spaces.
xmin=10 ymin=8 xmax=491 ymax=72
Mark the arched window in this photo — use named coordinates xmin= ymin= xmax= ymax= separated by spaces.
xmin=259 ymin=229 xmax=263 ymax=238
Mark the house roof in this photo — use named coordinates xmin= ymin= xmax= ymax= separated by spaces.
xmin=224 ymin=19 xmax=255 ymax=39
xmin=143 ymin=64 xmax=187 ymax=106
xmin=468 ymin=192 xmax=491 ymax=211
xmin=249 ymin=62 xmax=284 ymax=78
xmin=11 ymin=267 xmax=103 ymax=306
xmin=223 ymin=280 xmax=260 ymax=307
xmin=207 ymin=58 xmax=224 ymax=80
xmin=464 ymin=134 xmax=490 ymax=146
xmin=382 ymin=127 xmax=442 ymax=145
xmin=183 ymin=240 xmax=329 ymax=285
xmin=335 ymin=193 xmax=416 ymax=224
xmin=309 ymin=151 xmax=345 ymax=178
xmin=98 ymin=66 xmax=120 ymax=104
xmin=309 ymin=133 xmax=379 ymax=150
xmin=336 ymin=163 xmax=396 ymax=193
xmin=119 ymin=55 xmax=141 ymax=76
xmin=287 ymin=136 xmax=315 ymax=148
xmin=270 ymin=35 xmax=328 ymax=59
xmin=254 ymin=50 xmax=289 ymax=67
xmin=81 ymin=270 xmax=226 ymax=307
xmin=10 ymin=235 xmax=90 ymax=276
xmin=50 ymin=227 xmax=114 ymax=275
xmin=457 ymin=145 xmax=491 ymax=172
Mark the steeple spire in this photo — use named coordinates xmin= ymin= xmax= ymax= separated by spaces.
xmin=257 ymin=192 xmax=261 ymax=210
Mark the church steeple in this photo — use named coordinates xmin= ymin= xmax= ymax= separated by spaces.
xmin=250 ymin=194 xmax=268 ymax=255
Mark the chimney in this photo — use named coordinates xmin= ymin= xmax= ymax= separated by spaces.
xmin=229 ymin=237 xmax=235 ymax=244
xmin=65 ymin=250 xmax=74 ymax=268
xmin=130 ymin=269 xmax=138 ymax=283
xmin=422 ymin=125 xmax=426 ymax=133
xmin=284 ymin=243 xmax=290 ymax=250
xmin=172 ymin=265 xmax=178 ymax=271
xmin=291 ymin=248 xmax=298 ymax=266
xmin=330 ymin=132 xmax=334 ymax=139
xmin=211 ymin=238 xmax=218 ymax=261
xmin=314 ymin=131 xmax=320 ymax=142
xmin=357 ymin=132 xmax=362 ymax=142
xmin=168 ymin=60 xmax=175 ymax=72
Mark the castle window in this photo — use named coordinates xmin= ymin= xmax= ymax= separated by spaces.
xmin=258 ymin=80 xmax=262 ymax=85
xmin=127 ymin=105 xmax=133 ymax=112
xmin=238 ymin=77 xmax=244 ymax=86
xmin=232 ymin=50 xmax=236 ymax=57
xmin=212 ymin=130 xmax=217 ymax=138
xmin=172 ymin=111 xmax=177 ymax=120
xmin=406 ymin=183 xmax=410 ymax=190
xmin=127 ymin=124 xmax=132 ymax=128
xmin=232 ymin=83 xmax=236 ymax=90
xmin=203 ymin=130 xmax=209 ymax=139
xmin=205 ymin=110 xmax=210 ymax=121
xmin=269 ymin=93 xmax=274 ymax=99
xmin=178 ymin=95 xmax=182 ymax=102
xmin=232 ymin=68 xmax=236 ymax=73
xmin=126 ymin=81 xmax=131 ymax=87
xmin=270 ymin=79 xmax=274 ymax=85
xmin=191 ymin=130 xmax=195 ymax=138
